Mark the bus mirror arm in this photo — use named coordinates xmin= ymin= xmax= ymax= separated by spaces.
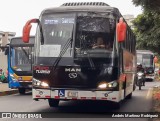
xmin=22 ymin=19 xmax=39 ymax=43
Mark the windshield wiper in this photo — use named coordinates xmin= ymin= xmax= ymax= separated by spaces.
xmin=21 ymin=47 xmax=30 ymax=61
xmin=49 ymin=38 xmax=73 ymax=76
xmin=49 ymin=24 xmax=74 ymax=76
xmin=80 ymin=36 xmax=95 ymax=69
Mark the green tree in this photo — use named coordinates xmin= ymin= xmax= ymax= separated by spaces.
xmin=132 ymin=0 xmax=160 ymax=12
xmin=132 ymin=0 xmax=160 ymax=54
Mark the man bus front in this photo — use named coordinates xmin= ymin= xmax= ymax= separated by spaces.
xmin=22 ymin=2 xmax=136 ymax=108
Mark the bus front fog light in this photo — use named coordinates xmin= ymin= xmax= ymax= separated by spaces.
xmin=108 ymin=83 xmax=112 ymax=88
xmin=33 ymin=78 xmax=41 ymax=86
xmin=10 ymin=74 xmax=17 ymax=82
xmin=98 ymin=83 xmax=107 ymax=89
xmin=108 ymin=81 xmax=118 ymax=88
xmin=41 ymin=82 xmax=49 ymax=87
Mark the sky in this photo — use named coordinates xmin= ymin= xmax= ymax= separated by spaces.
xmin=0 ymin=0 xmax=142 ymax=36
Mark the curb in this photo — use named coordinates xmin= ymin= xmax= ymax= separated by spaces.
xmin=0 ymin=90 xmax=19 ymax=96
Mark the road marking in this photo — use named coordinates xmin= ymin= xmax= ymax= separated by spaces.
xmin=146 ymin=88 xmax=153 ymax=99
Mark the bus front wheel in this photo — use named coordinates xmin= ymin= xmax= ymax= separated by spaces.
xmin=114 ymin=101 xmax=121 ymax=109
xmin=18 ymin=88 xmax=26 ymax=95
xmin=126 ymin=93 xmax=132 ymax=99
xmin=48 ymin=99 xmax=59 ymax=107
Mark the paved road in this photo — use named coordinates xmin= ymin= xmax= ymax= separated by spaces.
xmin=0 ymin=81 xmax=160 ymax=121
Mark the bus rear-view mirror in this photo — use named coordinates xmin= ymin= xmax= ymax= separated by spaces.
xmin=116 ymin=17 xmax=127 ymax=43
xmin=154 ymin=56 xmax=158 ymax=63
xmin=22 ymin=19 xmax=39 ymax=43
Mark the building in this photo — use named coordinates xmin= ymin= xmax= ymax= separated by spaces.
xmin=0 ymin=31 xmax=16 ymax=75
xmin=123 ymin=14 xmax=135 ymax=29
xmin=0 ymin=31 xmax=4 ymax=50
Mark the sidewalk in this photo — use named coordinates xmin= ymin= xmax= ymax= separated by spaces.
xmin=0 ymin=83 xmax=18 ymax=96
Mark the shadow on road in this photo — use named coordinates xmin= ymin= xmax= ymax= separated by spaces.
xmin=37 ymin=100 xmax=128 ymax=113
xmin=33 ymin=100 xmax=122 ymax=118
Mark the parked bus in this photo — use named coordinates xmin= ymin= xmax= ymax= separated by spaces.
xmin=5 ymin=36 xmax=34 ymax=94
xmin=137 ymin=50 xmax=155 ymax=81
xmin=22 ymin=2 xmax=136 ymax=108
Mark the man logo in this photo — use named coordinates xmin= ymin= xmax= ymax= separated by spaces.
xmin=68 ymin=73 xmax=77 ymax=78
xmin=65 ymin=68 xmax=81 ymax=72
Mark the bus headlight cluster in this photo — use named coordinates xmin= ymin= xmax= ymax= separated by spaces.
xmin=33 ymin=78 xmax=49 ymax=87
xmin=10 ymin=74 xmax=17 ymax=82
xmin=98 ymin=81 xmax=118 ymax=89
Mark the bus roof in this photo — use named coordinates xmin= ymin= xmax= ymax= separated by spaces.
xmin=136 ymin=50 xmax=154 ymax=55
xmin=10 ymin=36 xmax=35 ymax=47
xmin=41 ymin=2 xmax=120 ymax=17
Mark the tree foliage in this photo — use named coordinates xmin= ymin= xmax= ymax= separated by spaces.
xmin=132 ymin=0 xmax=160 ymax=12
xmin=132 ymin=0 xmax=160 ymax=55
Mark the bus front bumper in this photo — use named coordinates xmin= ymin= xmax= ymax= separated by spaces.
xmin=32 ymin=89 xmax=124 ymax=102
xmin=145 ymin=75 xmax=155 ymax=80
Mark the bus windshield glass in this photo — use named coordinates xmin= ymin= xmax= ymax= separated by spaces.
xmin=75 ymin=14 xmax=115 ymax=58
xmin=137 ymin=53 xmax=154 ymax=67
xmin=143 ymin=54 xmax=154 ymax=67
xmin=11 ymin=47 xmax=33 ymax=71
xmin=39 ymin=13 xmax=75 ymax=57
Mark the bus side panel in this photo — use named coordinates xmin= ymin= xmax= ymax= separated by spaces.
xmin=8 ymin=70 xmax=20 ymax=88
xmin=8 ymin=49 xmax=20 ymax=88
xmin=123 ymin=49 xmax=136 ymax=97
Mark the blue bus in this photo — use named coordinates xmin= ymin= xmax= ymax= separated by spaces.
xmin=5 ymin=36 xmax=34 ymax=94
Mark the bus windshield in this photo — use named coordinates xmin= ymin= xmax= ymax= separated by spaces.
xmin=38 ymin=13 xmax=75 ymax=57
xmin=35 ymin=12 xmax=115 ymax=66
xmin=11 ymin=47 xmax=33 ymax=71
xmin=75 ymin=14 xmax=114 ymax=58
xmin=137 ymin=53 xmax=154 ymax=67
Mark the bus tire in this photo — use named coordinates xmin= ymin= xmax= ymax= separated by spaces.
xmin=48 ymin=99 xmax=59 ymax=107
xmin=133 ymin=76 xmax=137 ymax=91
xmin=126 ymin=93 xmax=132 ymax=99
xmin=114 ymin=101 xmax=121 ymax=109
xmin=18 ymin=88 xmax=26 ymax=95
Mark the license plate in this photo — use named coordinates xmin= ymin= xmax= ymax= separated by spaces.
xmin=67 ymin=91 xmax=78 ymax=98
xmin=146 ymin=76 xmax=152 ymax=78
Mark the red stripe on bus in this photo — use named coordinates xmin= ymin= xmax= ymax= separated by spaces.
xmin=45 ymin=96 xmax=51 ymax=98
xmin=101 ymin=98 xmax=107 ymax=100
xmin=72 ymin=98 xmax=77 ymax=100
xmin=55 ymin=96 xmax=60 ymax=99
xmin=91 ymin=97 xmax=96 ymax=100
xmin=81 ymin=97 xmax=86 ymax=99
xmin=112 ymin=97 xmax=116 ymax=100
xmin=36 ymin=95 xmax=41 ymax=98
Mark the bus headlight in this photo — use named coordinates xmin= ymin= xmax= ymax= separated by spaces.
xmin=10 ymin=74 xmax=17 ymax=81
xmin=33 ymin=78 xmax=49 ymax=87
xmin=98 ymin=83 xmax=107 ymax=89
xmin=33 ymin=78 xmax=41 ymax=86
xmin=41 ymin=82 xmax=49 ymax=87
xmin=98 ymin=81 xmax=118 ymax=89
